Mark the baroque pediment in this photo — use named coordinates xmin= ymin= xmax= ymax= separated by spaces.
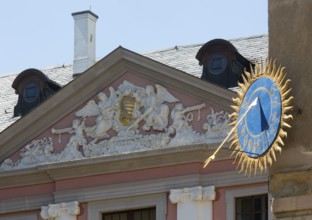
xmin=0 ymin=80 xmax=231 ymax=170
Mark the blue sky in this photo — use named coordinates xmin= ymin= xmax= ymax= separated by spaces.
xmin=0 ymin=0 xmax=267 ymax=75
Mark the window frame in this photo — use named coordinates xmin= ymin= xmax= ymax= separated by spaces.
xmin=102 ymin=207 xmax=156 ymax=220
xmin=88 ymin=193 xmax=166 ymax=220
xmin=235 ymin=194 xmax=268 ymax=220
xmin=22 ymin=82 xmax=40 ymax=103
xmin=208 ymin=54 xmax=228 ymax=75
xmin=225 ymin=185 xmax=271 ymax=220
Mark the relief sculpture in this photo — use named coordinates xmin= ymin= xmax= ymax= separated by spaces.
xmin=0 ymin=80 xmax=231 ymax=170
xmin=141 ymin=85 xmax=178 ymax=131
xmin=75 ymin=87 xmax=117 ymax=143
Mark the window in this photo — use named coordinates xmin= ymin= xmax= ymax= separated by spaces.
xmin=23 ymin=82 xmax=39 ymax=102
xmin=103 ymin=207 xmax=156 ymax=220
xmin=88 ymin=193 xmax=166 ymax=220
xmin=225 ymin=185 xmax=271 ymax=220
xmin=235 ymin=194 xmax=268 ymax=220
xmin=208 ymin=54 xmax=227 ymax=74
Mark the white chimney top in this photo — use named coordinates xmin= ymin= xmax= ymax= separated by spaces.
xmin=72 ymin=10 xmax=99 ymax=76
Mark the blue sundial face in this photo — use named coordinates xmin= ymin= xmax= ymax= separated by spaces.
xmin=237 ymin=77 xmax=282 ymax=158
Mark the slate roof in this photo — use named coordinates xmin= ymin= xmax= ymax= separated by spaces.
xmin=0 ymin=65 xmax=73 ymax=132
xmin=0 ymin=34 xmax=268 ymax=133
xmin=144 ymin=34 xmax=268 ymax=77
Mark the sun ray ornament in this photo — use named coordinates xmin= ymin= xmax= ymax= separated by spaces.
xmin=204 ymin=60 xmax=294 ymax=176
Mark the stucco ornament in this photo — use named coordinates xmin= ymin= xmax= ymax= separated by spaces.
xmin=141 ymin=84 xmax=179 ymax=131
xmin=0 ymin=138 xmax=54 ymax=170
xmin=75 ymin=87 xmax=117 ymax=143
xmin=169 ymin=186 xmax=216 ymax=204
xmin=41 ymin=201 xmax=80 ymax=220
xmin=203 ymin=108 xmax=231 ymax=139
xmin=0 ymin=80 xmax=232 ymax=170
xmin=168 ymin=103 xmax=207 ymax=146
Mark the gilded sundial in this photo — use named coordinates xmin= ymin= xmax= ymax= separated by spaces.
xmin=229 ymin=60 xmax=294 ymax=175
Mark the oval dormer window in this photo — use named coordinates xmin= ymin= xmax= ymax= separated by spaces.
xmin=208 ymin=54 xmax=227 ymax=75
xmin=23 ymin=82 xmax=40 ymax=103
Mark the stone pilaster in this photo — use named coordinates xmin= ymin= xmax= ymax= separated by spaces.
xmin=40 ymin=201 xmax=80 ymax=220
xmin=169 ymin=186 xmax=215 ymax=220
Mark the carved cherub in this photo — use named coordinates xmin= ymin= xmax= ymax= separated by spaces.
xmin=171 ymin=103 xmax=206 ymax=130
xmin=75 ymin=87 xmax=117 ymax=143
xmin=52 ymin=118 xmax=87 ymax=150
xmin=141 ymin=84 xmax=179 ymax=131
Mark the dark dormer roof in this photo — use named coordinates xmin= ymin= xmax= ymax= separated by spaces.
xmin=195 ymin=39 xmax=254 ymax=88
xmin=12 ymin=68 xmax=61 ymax=117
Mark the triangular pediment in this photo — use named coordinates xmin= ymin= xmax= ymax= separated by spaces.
xmin=0 ymin=47 xmax=235 ymax=170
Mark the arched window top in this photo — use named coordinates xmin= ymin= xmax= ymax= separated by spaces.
xmin=12 ymin=68 xmax=61 ymax=117
xmin=195 ymin=39 xmax=254 ymax=88
xmin=23 ymin=82 xmax=40 ymax=103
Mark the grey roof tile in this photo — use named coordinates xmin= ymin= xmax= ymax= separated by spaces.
xmin=0 ymin=65 xmax=73 ymax=133
xmin=0 ymin=34 xmax=268 ymax=133
xmin=144 ymin=34 xmax=268 ymax=76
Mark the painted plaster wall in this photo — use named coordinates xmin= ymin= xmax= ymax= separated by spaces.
xmin=3 ymin=71 xmax=224 ymax=164
xmin=0 ymin=161 xmax=235 ymax=201
xmin=0 ymin=160 xmax=238 ymax=219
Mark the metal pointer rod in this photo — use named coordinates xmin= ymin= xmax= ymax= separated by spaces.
xmin=203 ymin=97 xmax=259 ymax=168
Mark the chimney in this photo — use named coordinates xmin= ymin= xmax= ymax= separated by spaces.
xmin=72 ymin=10 xmax=99 ymax=76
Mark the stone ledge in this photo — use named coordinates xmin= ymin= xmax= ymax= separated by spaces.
xmin=272 ymin=194 xmax=312 ymax=217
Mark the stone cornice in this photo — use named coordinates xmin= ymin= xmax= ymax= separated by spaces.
xmin=0 ymin=167 xmax=267 ymax=213
xmin=54 ymin=171 xmax=267 ymax=203
xmin=0 ymin=194 xmax=53 ymax=214
xmin=0 ymin=143 xmax=231 ymax=189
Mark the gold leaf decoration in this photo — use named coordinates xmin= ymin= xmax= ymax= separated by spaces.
xmin=230 ymin=60 xmax=294 ymax=176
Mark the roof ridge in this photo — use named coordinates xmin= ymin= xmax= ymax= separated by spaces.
xmin=144 ymin=43 xmax=204 ymax=55
xmin=144 ymin=34 xmax=268 ymax=55
xmin=0 ymin=72 xmax=18 ymax=78
xmin=229 ymin=34 xmax=268 ymax=42
xmin=40 ymin=63 xmax=72 ymax=71
xmin=0 ymin=64 xmax=73 ymax=78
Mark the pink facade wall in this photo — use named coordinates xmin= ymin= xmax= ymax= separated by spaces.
xmin=78 ymin=203 xmax=88 ymax=220
xmin=0 ymin=71 xmax=257 ymax=220
xmin=0 ymin=160 xmax=267 ymax=220
xmin=4 ymin=71 xmax=226 ymax=163
xmin=167 ymin=193 xmax=177 ymax=220
xmin=0 ymin=183 xmax=54 ymax=200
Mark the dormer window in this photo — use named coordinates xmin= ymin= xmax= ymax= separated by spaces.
xmin=196 ymin=39 xmax=254 ymax=88
xmin=209 ymin=54 xmax=227 ymax=75
xmin=12 ymin=68 xmax=61 ymax=117
xmin=23 ymin=83 xmax=40 ymax=103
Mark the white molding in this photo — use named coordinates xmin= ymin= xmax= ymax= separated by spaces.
xmin=41 ymin=201 xmax=80 ymax=220
xmin=0 ymin=213 xmax=37 ymax=220
xmin=225 ymin=185 xmax=271 ymax=220
xmin=88 ymin=193 xmax=166 ymax=220
xmin=0 ymin=194 xmax=53 ymax=214
xmin=169 ymin=186 xmax=215 ymax=220
xmin=54 ymin=171 xmax=267 ymax=204
xmin=169 ymin=186 xmax=215 ymax=203
xmin=55 ymin=174 xmax=201 ymax=203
